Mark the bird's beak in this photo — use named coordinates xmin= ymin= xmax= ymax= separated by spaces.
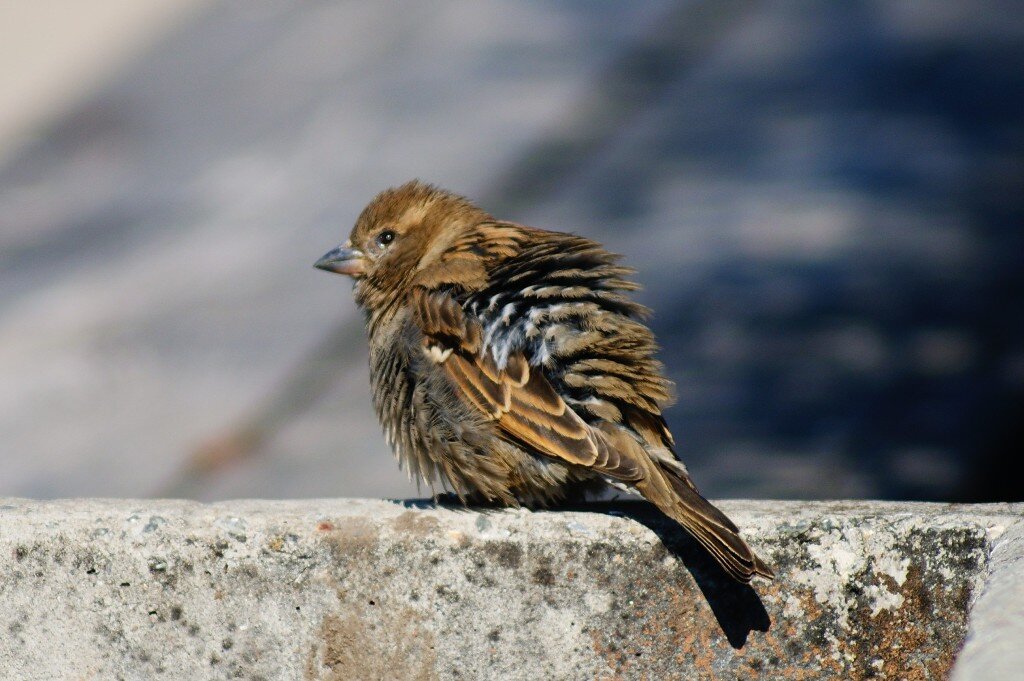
xmin=314 ymin=242 xmax=366 ymax=277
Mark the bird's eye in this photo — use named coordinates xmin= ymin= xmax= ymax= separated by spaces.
xmin=376 ymin=230 xmax=396 ymax=247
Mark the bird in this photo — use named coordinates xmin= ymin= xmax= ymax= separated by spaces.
xmin=315 ymin=180 xmax=773 ymax=583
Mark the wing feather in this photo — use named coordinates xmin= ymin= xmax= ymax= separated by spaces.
xmin=413 ymin=286 xmax=601 ymax=468
xmin=410 ymin=281 xmax=773 ymax=583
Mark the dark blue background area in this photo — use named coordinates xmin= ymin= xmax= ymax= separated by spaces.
xmin=488 ymin=3 xmax=1024 ymax=501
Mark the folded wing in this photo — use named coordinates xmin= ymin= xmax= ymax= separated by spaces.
xmin=411 ymin=285 xmax=772 ymax=582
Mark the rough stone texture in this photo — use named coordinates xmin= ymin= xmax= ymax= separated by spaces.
xmin=0 ymin=499 xmax=1019 ymax=680
xmin=952 ymin=518 xmax=1024 ymax=681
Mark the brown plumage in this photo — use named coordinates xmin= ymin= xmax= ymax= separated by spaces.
xmin=315 ymin=180 xmax=773 ymax=583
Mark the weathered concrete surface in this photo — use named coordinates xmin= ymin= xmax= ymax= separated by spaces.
xmin=952 ymin=518 xmax=1024 ymax=681
xmin=0 ymin=499 xmax=1019 ymax=680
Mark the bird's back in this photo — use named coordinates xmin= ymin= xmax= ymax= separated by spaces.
xmin=451 ymin=223 xmax=772 ymax=581
xmin=463 ymin=224 xmax=676 ymax=450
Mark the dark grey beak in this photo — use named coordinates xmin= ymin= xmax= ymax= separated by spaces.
xmin=314 ymin=243 xmax=366 ymax=277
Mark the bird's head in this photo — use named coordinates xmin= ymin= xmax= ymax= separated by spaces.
xmin=315 ymin=180 xmax=489 ymax=312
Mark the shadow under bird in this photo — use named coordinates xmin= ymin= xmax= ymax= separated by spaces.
xmin=315 ymin=181 xmax=773 ymax=583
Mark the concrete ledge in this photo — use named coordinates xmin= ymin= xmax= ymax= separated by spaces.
xmin=1 ymin=499 xmax=1020 ymax=680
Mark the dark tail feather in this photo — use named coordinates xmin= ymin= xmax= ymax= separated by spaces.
xmin=658 ymin=471 xmax=775 ymax=583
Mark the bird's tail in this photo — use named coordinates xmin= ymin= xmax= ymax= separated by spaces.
xmin=591 ymin=422 xmax=773 ymax=583
xmin=636 ymin=465 xmax=774 ymax=583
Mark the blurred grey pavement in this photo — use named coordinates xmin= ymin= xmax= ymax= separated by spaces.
xmin=1 ymin=2 xmax=1022 ymax=502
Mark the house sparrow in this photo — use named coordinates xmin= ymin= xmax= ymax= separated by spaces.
xmin=315 ymin=181 xmax=773 ymax=582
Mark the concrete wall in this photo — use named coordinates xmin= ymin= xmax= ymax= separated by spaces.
xmin=1 ymin=498 xmax=1020 ymax=680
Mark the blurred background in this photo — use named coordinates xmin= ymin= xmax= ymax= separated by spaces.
xmin=1 ymin=1 xmax=1021 ymax=502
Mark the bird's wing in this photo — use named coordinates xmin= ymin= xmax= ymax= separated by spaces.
xmin=410 ymin=286 xmax=641 ymax=480
xmin=411 ymin=274 xmax=773 ymax=583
